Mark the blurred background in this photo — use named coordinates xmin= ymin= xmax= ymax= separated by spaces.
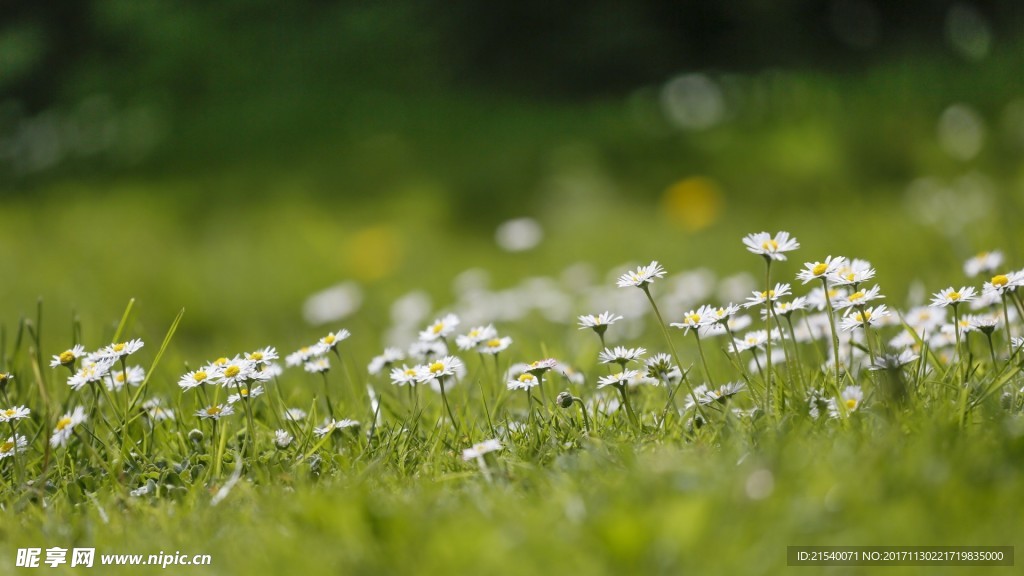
xmin=1 ymin=0 xmax=1023 ymax=361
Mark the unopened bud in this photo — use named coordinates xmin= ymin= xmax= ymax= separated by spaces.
xmin=556 ymin=391 xmax=574 ymax=409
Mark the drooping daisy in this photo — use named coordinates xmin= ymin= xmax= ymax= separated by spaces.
xmin=796 ymin=256 xmax=847 ymax=284
xmin=828 ymin=259 xmax=876 ymax=286
xmin=508 ymin=372 xmax=540 ymax=391
xmin=577 ymin=311 xmax=624 ymax=334
xmin=0 ymin=435 xmax=27 ymax=459
xmin=455 ymin=325 xmax=497 ymax=351
xmin=96 ymin=338 xmax=145 ymax=360
xmin=390 ymin=365 xmax=421 ymax=386
xmin=742 ymin=231 xmax=800 ymax=261
xmin=743 ymin=283 xmax=792 ymax=308
xmin=929 ymin=286 xmax=977 ymax=308
xmin=416 ymin=356 xmax=463 ymax=383
xmin=840 ymin=305 xmax=890 ymax=331
xmin=227 ymin=385 xmax=265 ymax=404
xmin=616 ymin=261 xmax=667 ymax=288
xmin=274 ymin=429 xmax=294 ymax=449
xmin=318 ymin=329 xmax=351 ymax=352
xmin=834 ymin=285 xmax=884 ymax=310
xmin=196 ymin=404 xmax=234 ymax=420
xmin=50 ymin=344 xmax=87 ymax=369
xmin=179 ymin=368 xmax=213 ymax=391
xmin=645 ymin=353 xmax=682 ymax=384
xmin=50 ymin=406 xmax=87 ymax=448
xmin=314 ymin=418 xmax=359 ymax=437
xmin=106 ymin=365 xmax=145 ymax=392
xmin=303 ymin=356 xmax=331 ymax=374
xmin=597 ymin=370 xmax=640 ymax=389
xmin=478 ymin=336 xmax=513 ymax=355
xmin=0 ymin=405 xmax=30 ymax=422
xmin=419 ymin=314 xmax=460 ymax=342
xmin=462 ymin=438 xmax=502 ymax=460
xmin=598 ymin=346 xmax=646 ymax=366
xmin=964 ymin=251 xmax=1003 ymax=278
xmin=368 ymin=347 xmax=406 ymax=375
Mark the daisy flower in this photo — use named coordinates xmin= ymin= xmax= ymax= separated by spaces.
xmin=179 ymin=368 xmax=213 ymax=391
xmin=577 ymin=311 xmax=624 ymax=334
xmin=598 ymin=346 xmax=646 ymax=366
xmin=142 ymin=398 xmax=175 ymax=422
xmin=228 ymin=385 xmax=265 ymax=404
xmin=106 ymin=365 xmax=145 ymax=391
xmin=318 ymin=329 xmax=351 ymax=352
xmin=508 ymin=372 xmax=540 ymax=390
xmin=96 ymin=338 xmax=145 ymax=360
xmin=828 ymin=259 xmax=876 ymax=286
xmin=597 ymin=370 xmax=640 ymax=389
xmin=0 ymin=405 xmax=30 ymax=422
xmin=524 ymin=358 xmax=558 ymax=376
xmin=743 ymin=283 xmax=792 ymax=308
xmin=796 ymin=256 xmax=847 ymax=284
xmin=303 ymin=357 xmax=331 ymax=374
xmin=834 ymin=285 xmax=884 ymax=310
xmin=982 ymin=272 xmax=1024 ymax=297
xmin=314 ymin=418 xmax=359 ymax=437
xmin=904 ymin=306 xmax=947 ymax=333
xmin=455 ymin=325 xmax=497 ymax=351
xmin=286 ymin=345 xmax=324 ymax=367
xmin=419 ymin=314 xmax=460 ymax=342
xmin=462 ymin=438 xmax=502 ymax=460
xmin=806 ymin=286 xmax=848 ymax=311
xmin=217 ymin=358 xmax=263 ymax=387
xmin=368 ymin=347 xmax=406 ymax=375
xmin=50 ymin=406 xmax=87 ymax=448
xmin=408 ymin=340 xmax=448 ymax=361
xmin=50 ymin=344 xmax=87 ymax=368
xmin=828 ymin=386 xmax=864 ymax=418
xmin=840 ymin=305 xmax=890 ymax=331
xmin=0 ymin=435 xmax=27 ymax=459
xmin=245 ymin=346 xmax=279 ymax=365
xmin=196 ymin=404 xmax=234 ymax=420
xmin=416 ymin=356 xmax=463 ymax=382
xmin=764 ymin=297 xmax=809 ymax=318
xmin=1012 ymin=337 xmax=1024 ymax=352
xmin=274 ymin=429 xmax=294 ymax=449
xmin=478 ymin=336 xmax=513 ymax=355
xmin=616 ymin=261 xmax=667 ymax=288
xmin=967 ymin=314 xmax=999 ymax=335
xmin=930 ymin=286 xmax=977 ymax=308
xmin=701 ymin=382 xmax=746 ymax=404
xmin=868 ymin=350 xmax=919 ymax=371
xmin=284 ymin=408 xmax=308 ymax=421
xmin=964 ymin=251 xmax=1003 ymax=278
xmin=645 ymin=353 xmax=682 ymax=383
xmin=670 ymin=306 xmax=714 ymax=334
xmin=729 ymin=329 xmax=779 ymax=353
xmin=390 ymin=365 xmax=421 ymax=386
xmin=67 ymin=357 xmax=116 ymax=391
xmin=742 ymin=231 xmax=800 ymax=261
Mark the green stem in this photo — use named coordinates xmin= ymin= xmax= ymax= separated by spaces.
xmin=641 ymin=286 xmax=707 ymax=420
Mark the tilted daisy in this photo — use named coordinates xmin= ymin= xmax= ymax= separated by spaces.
xmin=577 ymin=311 xmax=624 ymax=334
xmin=964 ymin=251 xmax=1003 ymax=278
xmin=318 ymin=329 xmax=351 ymax=352
xmin=0 ymin=435 xmax=27 ymax=459
xmin=274 ymin=429 xmax=294 ymax=449
xmin=524 ymin=358 xmax=559 ymax=376
xmin=67 ymin=357 xmax=116 ymax=391
xmin=245 ymin=346 xmax=279 ymax=365
xmin=0 ymin=406 xmax=30 ymax=422
xmin=598 ymin=346 xmax=646 ymax=366
xmin=729 ymin=329 xmax=780 ymax=353
xmin=286 ymin=345 xmax=324 ymax=367
xmin=508 ymin=372 xmax=540 ymax=391
xmin=50 ymin=344 xmax=87 ymax=368
xmin=597 ymin=370 xmax=640 ymax=389
xmin=96 ymin=338 xmax=145 ymax=360
xmin=179 ymin=368 xmax=213 ymax=391
xmin=228 ymin=385 xmax=265 ymax=404
xmin=368 ymin=347 xmax=406 ymax=375
xmin=616 ymin=261 xmax=667 ymax=288
xmin=303 ymin=356 xmax=331 ymax=374
xmin=314 ymin=418 xmax=359 ymax=437
xmin=106 ymin=365 xmax=145 ymax=391
xmin=743 ymin=283 xmax=792 ymax=308
xmin=742 ymin=231 xmax=800 ymax=261
xmin=828 ymin=258 xmax=876 ymax=286
xmin=840 ymin=305 xmax=890 ymax=331
xmin=455 ymin=324 xmax=498 ymax=351
xmin=698 ymin=304 xmax=743 ymax=337
xmin=419 ymin=314 xmax=460 ymax=342
xmin=834 ymin=285 xmax=884 ymax=310
xmin=196 ymin=404 xmax=234 ymax=420
xmin=701 ymin=382 xmax=746 ymax=404
xmin=670 ymin=306 xmax=714 ymax=334
xmin=478 ymin=336 xmax=513 ymax=355
xmin=982 ymin=272 xmax=1024 ymax=297
xmin=929 ymin=286 xmax=977 ymax=308
xmin=764 ymin=297 xmax=809 ymax=318
xmin=828 ymin=386 xmax=864 ymax=418
xmin=216 ymin=358 xmax=260 ymax=387
xmin=868 ymin=350 xmax=920 ymax=371
xmin=462 ymin=438 xmax=502 ymax=460
xmin=796 ymin=256 xmax=847 ymax=284
xmin=50 ymin=406 xmax=87 ymax=448
xmin=390 ymin=365 xmax=421 ymax=386
xmin=416 ymin=356 xmax=463 ymax=382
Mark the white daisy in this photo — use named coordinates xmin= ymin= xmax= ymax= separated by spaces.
xmin=216 ymin=358 xmax=262 ymax=387
xmin=729 ymin=329 xmax=780 ymax=353
xmin=274 ymin=429 xmax=294 ymax=449
xmin=834 ymin=285 xmax=884 ymax=310
xmin=982 ymin=272 xmax=1024 ymax=297
xmin=904 ymin=306 xmax=947 ymax=333
xmin=0 ymin=435 xmax=27 ymax=459
xmin=478 ymin=336 xmax=513 ymax=355
xmin=303 ymin=356 xmax=331 ymax=374
xmin=670 ymin=306 xmax=714 ymax=334
xmin=390 ymin=364 xmax=421 ymax=386
xmin=597 ymin=370 xmax=640 ymax=389
xmin=796 ymin=255 xmax=847 ymax=284
xmin=462 ymin=438 xmax=502 ymax=460
xmin=318 ymin=329 xmax=351 ymax=352
xmin=701 ymin=382 xmax=746 ymax=404
xmin=245 ymin=346 xmax=279 ymax=365
xmin=50 ymin=406 xmax=87 ymax=448
xmin=50 ymin=344 xmax=87 ymax=368
xmin=314 ymin=418 xmax=359 ymax=437
xmin=806 ymin=286 xmax=849 ymax=311
xmin=286 ymin=345 xmax=325 ymax=367
xmin=227 ymin=385 xmax=265 ymax=404
xmin=508 ymin=372 xmax=540 ymax=391
xmin=455 ymin=325 xmax=497 ymax=351
xmin=106 ymin=365 xmax=145 ymax=392
xmin=179 ymin=368 xmax=213 ymax=391
xmin=743 ymin=283 xmax=792 ymax=308
xmin=284 ymin=408 xmax=308 ymax=421
xmin=96 ymin=338 xmax=145 ymax=360
xmin=408 ymin=340 xmax=449 ymax=361
xmin=577 ymin=311 xmax=624 ymax=332
xmin=524 ymin=358 xmax=559 ymax=376
xmin=0 ymin=405 xmax=30 ymax=422
xmin=67 ymin=357 xmax=116 ymax=391
xmin=929 ymin=286 xmax=977 ymax=308
xmin=142 ymin=398 xmax=175 ymax=422
xmin=868 ymin=350 xmax=919 ymax=371
xmin=416 ymin=356 xmax=463 ymax=382
xmin=616 ymin=261 xmax=667 ymax=288
xmin=967 ymin=314 xmax=999 ymax=334
xmin=964 ymin=251 xmax=1003 ymax=278
xmin=419 ymin=314 xmax=460 ymax=342
xmin=764 ymin=297 xmax=809 ymax=318
xmin=196 ymin=404 xmax=234 ymax=420
xmin=598 ymin=346 xmax=646 ymax=366
xmin=828 ymin=386 xmax=864 ymax=418
xmin=840 ymin=305 xmax=890 ymax=331
xmin=368 ymin=347 xmax=406 ymax=375
xmin=742 ymin=231 xmax=800 ymax=261
xmin=828 ymin=258 xmax=876 ymax=286
xmin=645 ymin=353 xmax=682 ymax=383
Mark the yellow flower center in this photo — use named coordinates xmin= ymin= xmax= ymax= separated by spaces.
xmin=849 ymin=291 xmax=865 ymax=302
xmin=249 ymin=352 xmax=263 ymax=361
xmin=223 ymin=365 xmax=241 ymax=378
xmin=992 ymin=274 xmax=1009 ymax=287
xmin=469 ymin=329 xmax=481 ymax=337
xmin=206 ymin=406 xmax=222 ymax=416
xmin=486 ymin=339 xmax=502 ymax=348
xmin=323 ymin=334 xmax=336 ymax=345
xmin=116 ymin=373 xmax=126 ymax=383
xmin=404 ymin=368 xmax=417 ymax=377
xmin=518 ymin=374 xmax=535 ymax=383
xmin=431 ymin=323 xmax=444 ymax=334
xmin=240 ymin=388 xmax=249 ymax=396
xmin=761 ymin=239 xmax=779 ymax=251
xmin=827 ymin=289 xmax=839 ymax=298
xmin=845 ymin=398 xmax=858 ymax=410
xmin=59 ymin=351 xmax=75 ymax=364
xmin=812 ymin=262 xmax=828 ymax=276
xmin=214 ymin=357 xmax=229 ymax=366
xmin=844 ymin=273 xmax=856 ymax=282
xmin=1 ymin=441 xmax=13 ymax=452
xmin=429 ymin=361 xmax=445 ymax=374
xmin=760 ymin=290 xmax=775 ymax=299
xmin=193 ymin=371 xmax=207 ymax=382
xmin=112 ymin=343 xmax=126 ymax=353
xmin=948 ymin=291 xmax=961 ymax=301
xmin=686 ymin=313 xmax=701 ymax=324
xmin=3 ymin=409 xmax=15 ymax=417
xmin=56 ymin=416 xmax=73 ymax=431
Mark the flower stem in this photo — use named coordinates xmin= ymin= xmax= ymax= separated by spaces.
xmin=641 ymin=286 xmax=707 ymax=420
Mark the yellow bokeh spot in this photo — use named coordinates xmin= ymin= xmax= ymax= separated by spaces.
xmin=661 ymin=176 xmax=723 ymax=232
xmin=346 ymin=225 xmax=402 ymax=281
